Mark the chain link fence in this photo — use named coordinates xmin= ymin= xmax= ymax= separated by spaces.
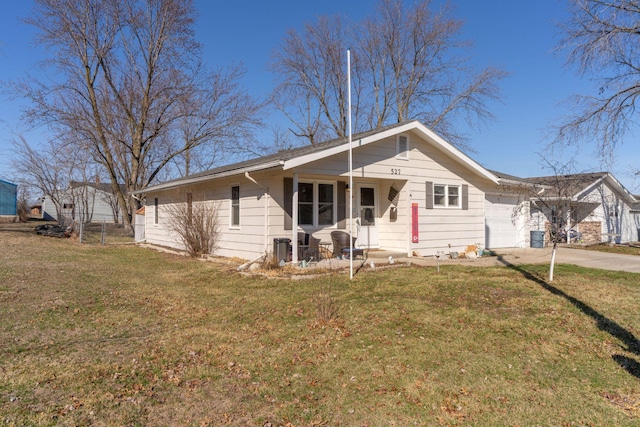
xmin=79 ymin=221 xmax=134 ymax=244
xmin=58 ymin=214 xmax=134 ymax=244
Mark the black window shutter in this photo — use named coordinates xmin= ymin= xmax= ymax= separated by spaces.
xmin=462 ymin=184 xmax=469 ymax=210
xmin=337 ymin=181 xmax=346 ymax=229
xmin=425 ymin=181 xmax=433 ymax=209
xmin=284 ymin=177 xmax=293 ymax=230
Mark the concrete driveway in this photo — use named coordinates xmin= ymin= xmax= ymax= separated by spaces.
xmin=492 ymin=246 xmax=640 ymax=273
xmin=292 ymin=245 xmax=640 ymax=274
xmin=391 ymin=246 xmax=640 ymax=274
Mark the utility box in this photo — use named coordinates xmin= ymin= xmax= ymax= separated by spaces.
xmin=530 ymin=230 xmax=545 ymax=248
xmin=273 ymin=238 xmax=291 ymax=263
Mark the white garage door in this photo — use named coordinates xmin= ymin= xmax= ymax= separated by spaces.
xmin=485 ymin=195 xmax=522 ymax=249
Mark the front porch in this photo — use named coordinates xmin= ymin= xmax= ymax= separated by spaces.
xmin=293 ymin=248 xmax=409 ymax=270
xmin=286 ymin=173 xmax=409 ymax=263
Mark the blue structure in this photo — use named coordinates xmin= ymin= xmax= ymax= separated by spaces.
xmin=0 ymin=179 xmax=18 ymax=216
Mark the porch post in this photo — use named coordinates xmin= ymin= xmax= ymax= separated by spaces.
xmin=292 ymin=173 xmax=299 ymax=263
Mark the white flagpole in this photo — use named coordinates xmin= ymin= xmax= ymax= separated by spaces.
xmin=348 ymin=48 xmax=353 ymax=280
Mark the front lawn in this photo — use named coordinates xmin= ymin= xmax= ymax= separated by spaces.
xmin=1 ymin=226 xmax=639 ymax=425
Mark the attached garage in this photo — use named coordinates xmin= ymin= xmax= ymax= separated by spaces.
xmin=484 ymin=194 xmax=527 ymax=249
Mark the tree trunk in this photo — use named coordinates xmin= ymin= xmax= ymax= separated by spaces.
xmin=549 ymin=241 xmax=557 ymax=282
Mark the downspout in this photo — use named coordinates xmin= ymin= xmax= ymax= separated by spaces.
xmin=244 ymin=172 xmax=270 ymax=254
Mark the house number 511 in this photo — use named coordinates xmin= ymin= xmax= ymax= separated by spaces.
xmin=391 ymin=168 xmax=401 ymax=175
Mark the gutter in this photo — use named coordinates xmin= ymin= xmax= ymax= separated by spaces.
xmin=131 ymin=160 xmax=283 ymax=195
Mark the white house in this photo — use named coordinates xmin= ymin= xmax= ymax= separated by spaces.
xmin=487 ymin=171 xmax=639 ymax=247
xmin=134 ymin=122 xmax=640 ymax=260
xmin=136 ymin=121 xmax=502 ymax=261
xmin=42 ymin=181 xmax=123 ymax=224
xmin=525 ymin=172 xmax=639 ymax=245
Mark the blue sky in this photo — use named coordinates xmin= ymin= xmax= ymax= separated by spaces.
xmin=1 ymin=0 xmax=639 ymax=191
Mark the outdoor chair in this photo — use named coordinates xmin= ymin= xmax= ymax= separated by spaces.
xmin=330 ymin=230 xmax=364 ymax=259
xmin=303 ymin=235 xmax=321 ymax=261
xmin=294 ymin=232 xmax=319 ymax=261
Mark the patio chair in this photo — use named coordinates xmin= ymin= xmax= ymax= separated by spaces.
xmin=330 ymin=230 xmax=364 ymax=259
xmin=303 ymin=235 xmax=321 ymax=261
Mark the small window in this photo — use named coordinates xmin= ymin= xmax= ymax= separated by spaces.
xmin=63 ymin=203 xmax=74 ymax=210
xmin=396 ymin=135 xmax=409 ymax=159
xmin=432 ymin=184 xmax=461 ymax=208
xmin=154 ymin=198 xmax=159 ymax=224
xmin=231 ymin=185 xmax=240 ymax=227
xmin=448 ymin=186 xmax=459 ymax=207
xmin=187 ymin=192 xmax=193 ymax=223
xmin=433 ymin=185 xmax=446 ymax=206
xmin=610 ymin=205 xmax=619 ymax=218
xmin=318 ymin=183 xmax=334 ymax=225
xmin=298 ymin=183 xmax=314 ymax=225
xmin=296 ymin=181 xmax=337 ymax=227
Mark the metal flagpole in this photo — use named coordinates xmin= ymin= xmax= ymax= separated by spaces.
xmin=348 ymin=48 xmax=353 ymax=280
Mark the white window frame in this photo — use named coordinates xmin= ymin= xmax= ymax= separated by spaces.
xmin=433 ymin=184 xmax=461 ymax=208
xmin=230 ymin=184 xmax=240 ymax=229
xmin=396 ymin=134 xmax=409 ymax=160
xmin=298 ymin=180 xmax=337 ymax=228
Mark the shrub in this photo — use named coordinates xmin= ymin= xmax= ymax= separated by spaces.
xmin=165 ymin=194 xmax=219 ymax=258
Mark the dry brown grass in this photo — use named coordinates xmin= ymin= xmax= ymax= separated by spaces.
xmin=1 ymin=223 xmax=640 ymax=425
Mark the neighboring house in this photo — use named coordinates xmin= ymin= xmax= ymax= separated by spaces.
xmin=632 ymin=196 xmax=640 ymax=242
xmin=526 ymin=172 xmax=639 ymax=245
xmin=42 ymin=181 xmax=124 ymax=224
xmin=489 ymin=171 xmax=639 ymax=247
xmin=136 ymin=121 xmax=502 ymax=260
xmin=0 ymin=179 xmax=18 ymax=220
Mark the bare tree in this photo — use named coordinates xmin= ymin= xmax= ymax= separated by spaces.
xmin=13 ymin=0 xmax=262 ymax=231
xmin=12 ymin=134 xmax=109 ymax=227
xmin=556 ymin=0 xmax=640 ymax=167
xmin=11 ymin=136 xmax=73 ymax=223
xmin=271 ymin=0 xmax=507 ymax=149
xmin=271 ymin=15 xmax=353 ymax=145
xmin=522 ymin=160 xmax=601 ymax=281
xmin=164 ymin=191 xmax=220 ymax=258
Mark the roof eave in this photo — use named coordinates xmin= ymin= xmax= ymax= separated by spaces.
xmin=284 ymin=121 xmax=499 ymax=184
xmin=498 ymin=177 xmax=548 ymax=189
xmin=574 ymin=173 xmax=638 ymax=204
xmin=132 ymin=160 xmax=283 ymax=195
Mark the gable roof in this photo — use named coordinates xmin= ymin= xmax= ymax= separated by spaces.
xmin=489 ymin=169 xmax=548 ymax=190
xmin=70 ymin=181 xmax=126 ymax=194
xmin=524 ymin=172 xmax=637 ymax=204
xmin=135 ymin=121 xmax=499 ymax=194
